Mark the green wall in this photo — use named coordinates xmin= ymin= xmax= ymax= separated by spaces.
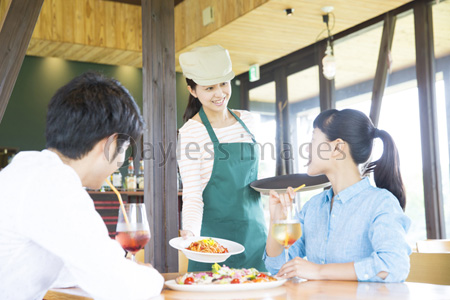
xmin=0 ymin=55 xmax=241 ymax=151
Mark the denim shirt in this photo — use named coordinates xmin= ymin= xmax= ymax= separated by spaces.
xmin=263 ymin=177 xmax=411 ymax=282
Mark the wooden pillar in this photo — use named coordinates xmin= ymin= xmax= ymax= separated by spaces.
xmin=275 ymin=68 xmax=293 ymax=175
xmin=414 ymin=0 xmax=446 ymax=239
xmin=240 ymin=78 xmax=250 ymax=110
xmin=141 ymin=0 xmax=178 ymax=272
xmin=0 ymin=0 xmax=43 ymax=124
xmin=369 ymin=13 xmax=396 ymax=127
xmin=317 ymin=41 xmax=335 ymax=111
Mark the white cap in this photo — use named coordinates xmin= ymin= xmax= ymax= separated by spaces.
xmin=179 ymin=45 xmax=235 ymax=85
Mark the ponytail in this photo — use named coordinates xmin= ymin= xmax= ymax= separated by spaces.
xmin=314 ymin=109 xmax=406 ymax=210
xmin=364 ymin=129 xmax=406 ymax=210
xmin=182 ymin=78 xmax=202 ymax=123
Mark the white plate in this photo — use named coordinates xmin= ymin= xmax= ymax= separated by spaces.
xmin=169 ymin=236 xmax=245 ymax=263
xmin=164 ymin=278 xmax=287 ymax=292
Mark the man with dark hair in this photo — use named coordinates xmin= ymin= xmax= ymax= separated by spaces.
xmin=0 ymin=72 xmax=163 ymax=300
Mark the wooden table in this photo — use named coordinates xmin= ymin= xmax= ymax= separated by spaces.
xmin=44 ymin=273 xmax=450 ymax=300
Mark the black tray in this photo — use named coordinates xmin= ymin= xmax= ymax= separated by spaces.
xmin=250 ymin=173 xmax=330 ymax=195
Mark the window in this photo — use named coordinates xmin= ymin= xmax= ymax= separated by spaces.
xmin=249 ymin=81 xmax=276 ymax=228
xmin=240 ymin=4 xmax=448 ymax=239
xmin=377 ymin=11 xmax=426 ymax=245
xmin=249 ymin=81 xmax=277 ymax=180
xmin=288 ymin=66 xmax=320 ymax=174
xmin=433 ymin=0 xmax=450 ymax=237
xmin=378 ymin=83 xmax=424 ymax=245
xmin=287 ymin=66 xmax=321 ymax=205
xmin=334 ymin=21 xmax=383 ymax=112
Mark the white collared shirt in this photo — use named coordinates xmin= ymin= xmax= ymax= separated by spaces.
xmin=0 ymin=150 xmax=163 ymax=300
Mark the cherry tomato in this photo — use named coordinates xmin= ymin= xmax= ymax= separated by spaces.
xmin=231 ymin=278 xmax=240 ymax=284
xmin=184 ymin=277 xmax=194 ymax=285
xmin=257 ymin=273 xmax=268 ymax=278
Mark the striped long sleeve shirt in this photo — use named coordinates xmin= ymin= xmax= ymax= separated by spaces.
xmin=177 ymin=110 xmax=255 ymax=236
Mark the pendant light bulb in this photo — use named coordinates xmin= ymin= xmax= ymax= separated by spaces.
xmin=322 ymin=44 xmax=336 ymax=80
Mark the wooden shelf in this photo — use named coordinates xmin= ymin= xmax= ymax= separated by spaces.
xmin=88 ymin=190 xmax=144 ymax=196
xmin=86 ymin=190 xmax=183 ymax=237
xmin=87 ymin=190 xmax=183 ymax=196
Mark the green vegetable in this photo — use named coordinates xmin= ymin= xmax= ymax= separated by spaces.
xmin=212 ymin=263 xmax=221 ymax=274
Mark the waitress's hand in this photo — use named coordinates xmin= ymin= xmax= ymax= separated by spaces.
xmin=269 ymin=187 xmax=295 ymax=222
xmin=180 ymin=230 xmax=194 ymax=239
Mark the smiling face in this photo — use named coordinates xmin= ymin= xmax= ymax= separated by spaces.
xmin=188 ymin=82 xmax=231 ymax=114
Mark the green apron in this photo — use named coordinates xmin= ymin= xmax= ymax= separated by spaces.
xmin=188 ymin=107 xmax=267 ymax=272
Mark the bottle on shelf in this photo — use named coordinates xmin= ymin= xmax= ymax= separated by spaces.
xmin=112 ymin=169 xmax=123 ymax=190
xmin=137 ymin=160 xmax=144 ymax=190
xmin=100 ymin=180 xmax=110 ymax=192
xmin=177 ymin=168 xmax=182 ymax=192
xmin=126 ymin=157 xmax=137 ymax=191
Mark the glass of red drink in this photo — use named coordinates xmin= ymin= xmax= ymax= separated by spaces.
xmin=116 ymin=203 xmax=151 ymax=262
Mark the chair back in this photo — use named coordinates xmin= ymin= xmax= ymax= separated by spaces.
xmin=135 ymin=249 xmax=145 ymax=263
xmin=178 ymin=250 xmax=188 ymax=273
xmin=406 ymin=252 xmax=450 ymax=285
xmin=416 ymin=239 xmax=450 ymax=253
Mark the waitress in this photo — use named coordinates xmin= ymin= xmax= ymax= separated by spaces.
xmin=177 ymin=45 xmax=267 ymax=271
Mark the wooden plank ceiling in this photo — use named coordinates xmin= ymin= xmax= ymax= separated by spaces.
xmin=0 ymin=0 xmax=415 ymax=76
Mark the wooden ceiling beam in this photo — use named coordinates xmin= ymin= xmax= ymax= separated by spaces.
xmin=0 ymin=0 xmax=44 ymax=124
xmin=370 ymin=12 xmax=396 ymax=127
xmin=103 ymin=0 xmax=185 ymax=6
xmin=8 ymin=0 xmax=416 ymax=76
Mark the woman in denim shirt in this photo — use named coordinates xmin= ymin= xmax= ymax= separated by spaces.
xmin=264 ymin=109 xmax=411 ymax=282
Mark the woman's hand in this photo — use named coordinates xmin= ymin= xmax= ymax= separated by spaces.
xmin=269 ymin=187 xmax=295 ymax=222
xmin=180 ymin=230 xmax=194 ymax=239
xmin=277 ymin=258 xmax=359 ymax=281
xmin=276 ymin=257 xmax=322 ymax=280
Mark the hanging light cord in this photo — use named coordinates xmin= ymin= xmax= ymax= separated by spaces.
xmin=315 ymin=12 xmax=335 ymax=47
xmin=323 ymin=13 xmax=334 ymax=55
